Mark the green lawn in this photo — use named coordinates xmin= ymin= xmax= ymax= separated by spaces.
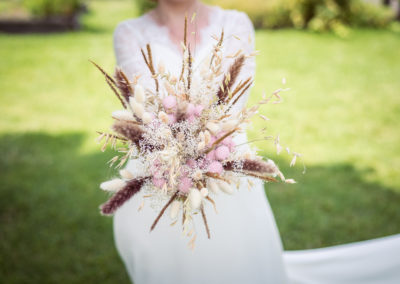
xmin=1 ymin=0 xmax=400 ymax=283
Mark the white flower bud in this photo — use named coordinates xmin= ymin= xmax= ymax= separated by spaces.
xmin=100 ymin=178 xmax=126 ymax=192
xmin=188 ymin=188 xmax=202 ymax=210
xmin=129 ymin=97 xmax=145 ymax=119
xmin=170 ymin=200 xmax=181 ymax=219
xmin=158 ymin=111 xmax=169 ymax=124
xmin=207 ymin=179 xmax=220 ymax=194
xmin=206 ymin=122 xmax=220 ymax=134
xmin=217 ymin=180 xmax=234 ymax=195
xmin=119 ymin=169 xmax=134 ymax=179
xmin=134 ymin=85 xmax=146 ymax=103
xmin=112 ymin=110 xmax=135 ymax=121
xmin=142 ymin=112 xmax=153 ymax=124
xmin=204 ymin=130 xmax=211 ymax=145
xmin=197 ymin=141 xmax=205 ymax=151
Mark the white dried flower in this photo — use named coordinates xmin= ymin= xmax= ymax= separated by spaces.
xmin=197 ymin=141 xmax=205 ymax=151
xmin=170 ymin=200 xmax=181 ymax=219
xmin=112 ymin=110 xmax=135 ymax=121
xmin=221 ymin=120 xmax=238 ymax=131
xmin=129 ymin=97 xmax=145 ymax=119
xmin=207 ymin=179 xmax=220 ymax=194
xmin=142 ymin=112 xmax=153 ymax=124
xmin=192 ymin=170 xmax=203 ymax=180
xmin=206 ymin=122 xmax=220 ymax=134
xmin=217 ymin=180 xmax=234 ymax=195
xmin=119 ymin=169 xmax=134 ymax=179
xmin=188 ymin=188 xmax=202 ymax=210
xmin=100 ymin=178 xmax=126 ymax=192
xmin=158 ymin=111 xmax=169 ymax=124
xmin=134 ymin=84 xmax=146 ymax=103
xmin=204 ymin=130 xmax=211 ymax=145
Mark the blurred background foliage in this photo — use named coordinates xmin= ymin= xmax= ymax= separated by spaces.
xmin=1 ymin=0 xmax=400 ymax=283
xmin=23 ymin=0 xmax=85 ymax=18
xmin=136 ymin=0 xmax=397 ymax=36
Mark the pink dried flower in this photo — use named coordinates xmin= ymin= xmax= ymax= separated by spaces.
xmin=178 ymin=176 xmax=192 ymax=193
xmin=215 ymin=145 xmax=230 ymax=161
xmin=162 ymin=95 xmax=177 ymax=110
xmin=207 ymin=161 xmax=223 ymax=174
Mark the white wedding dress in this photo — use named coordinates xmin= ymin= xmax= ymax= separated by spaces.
xmin=112 ymin=6 xmax=400 ymax=284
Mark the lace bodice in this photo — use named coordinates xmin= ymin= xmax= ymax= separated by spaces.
xmin=113 ymin=6 xmax=255 ymax=111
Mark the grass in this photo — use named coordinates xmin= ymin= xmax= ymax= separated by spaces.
xmin=1 ymin=0 xmax=400 ymax=283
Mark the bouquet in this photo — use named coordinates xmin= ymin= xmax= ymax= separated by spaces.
xmin=93 ymin=18 xmax=300 ymax=246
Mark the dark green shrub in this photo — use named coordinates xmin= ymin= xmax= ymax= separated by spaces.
xmin=23 ymin=0 xmax=84 ymax=18
xmin=135 ymin=0 xmax=156 ymax=15
xmin=207 ymin=0 xmax=395 ymax=33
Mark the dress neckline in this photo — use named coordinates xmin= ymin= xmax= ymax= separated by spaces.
xmin=141 ymin=6 xmax=221 ymax=60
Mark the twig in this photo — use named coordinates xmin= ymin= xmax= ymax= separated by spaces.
xmin=150 ymin=191 xmax=179 ymax=232
xmin=200 ymin=206 xmax=211 ymax=239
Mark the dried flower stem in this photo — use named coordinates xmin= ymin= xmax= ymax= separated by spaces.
xmin=187 ymin=45 xmax=192 ymax=91
xmin=200 ymin=206 xmax=211 ymax=239
xmin=204 ymin=128 xmax=237 ymax=154
xmin=150 ymin=191 xmax=179 ymax=232
xmin=141 ymin=44 xmax=159 ymax=92
xmin=210 ymin=29 xmax=224 ymax=68
xmin=96 ymin=131 xmax=127 ymax=142
xmin=179 ymin=16 xmax=188 ymax=82
xmin=227 ymin=77 xmax=252 ymax=103
xmin=232 ymin=171 xmax=278 ymax=182
xmin=225 ymin=80 xmax=252 ymax=113
xmin=205 ymin=172 xmax=230 ymax=183
xmin=205 ymin=196 xmax=218 ymax=214
xmin=115 ymin=68 xmax=133 ymax=101
xmin=91 ymin=60 xmax=127 ymax=108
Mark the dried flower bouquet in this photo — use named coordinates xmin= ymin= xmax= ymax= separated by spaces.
xmin=93 ymin=18 xmax=300 ymax=245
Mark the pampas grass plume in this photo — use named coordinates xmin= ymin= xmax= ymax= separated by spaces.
xmin=129 ymin=97 xmax=145 ymax=119
xmin=112 ymin=110 xmax=135 ymax=121
xmin=207 ymin=179 xmax=220 ymax=194
xmin=188 ymin=188 xmax=202 ymax=210
xmin=119 ymin=169 xmax=134 ymax=179
xmin=100 ymin=178 xmax=126 ymax=192
xmin=134 ymin=85 xmax=146 ymax=103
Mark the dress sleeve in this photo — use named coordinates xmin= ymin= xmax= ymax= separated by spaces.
xmin=223 ymin=11 xmax=256 ymax=110
xmin=113 ymin=21 xmax=150 ymax=83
